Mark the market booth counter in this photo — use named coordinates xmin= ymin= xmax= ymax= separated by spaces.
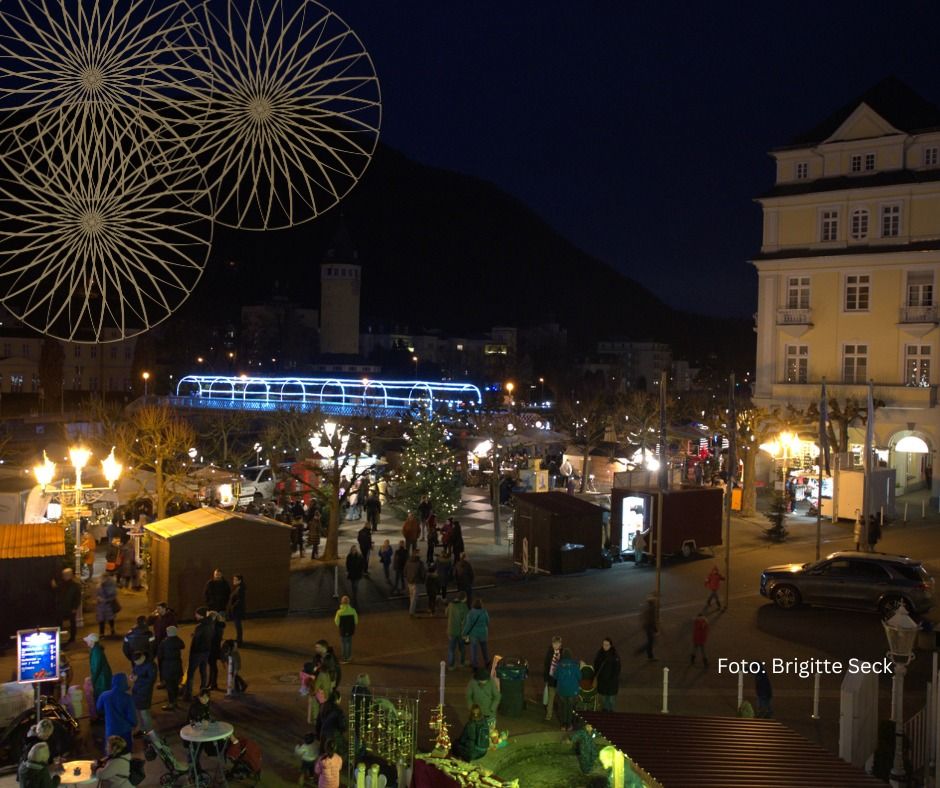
xmin=512 ymin=492 xmax=603 ymax=574
xmin=610 ymin=487 xmax=723 ymax=559
xmin=145 ymin=508 xmax=292 ymax=619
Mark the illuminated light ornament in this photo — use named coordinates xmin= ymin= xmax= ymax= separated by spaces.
xmin=896 ymin=435 xmax=929 ymax=453
xmin=177 ymin=0 xmax=381 ymax=230
xmin=0 ymin=106 xmax=212 ymax=342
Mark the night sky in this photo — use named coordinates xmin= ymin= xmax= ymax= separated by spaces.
xmin=327 ymin=1 xmax=940 ymax=318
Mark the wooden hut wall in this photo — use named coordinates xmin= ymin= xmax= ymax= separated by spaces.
xmin=0 ymin=556 xmax=61 ymax=640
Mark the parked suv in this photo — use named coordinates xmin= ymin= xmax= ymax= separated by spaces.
xmin=760 ymin=551 xmax=934 ymax=618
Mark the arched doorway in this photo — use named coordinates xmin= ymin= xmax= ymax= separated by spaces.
xmin=888 ymin=430 xmax=933 ymax=495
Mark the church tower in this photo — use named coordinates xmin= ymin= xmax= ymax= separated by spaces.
xmin=319 ymin=220 xmax=361 ymax=356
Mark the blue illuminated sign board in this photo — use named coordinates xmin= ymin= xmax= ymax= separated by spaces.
xmin=17 ymin=628 xmax=60 ymax=683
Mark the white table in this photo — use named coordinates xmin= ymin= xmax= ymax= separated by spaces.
xmin=57 ymin=760 xmax=97 ymax=786
xmin=180 ymin=721 xmax=234 ymax=787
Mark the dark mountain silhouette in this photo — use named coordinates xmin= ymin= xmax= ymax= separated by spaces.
xmin=181 ymin=143 xmax=753 ymax=368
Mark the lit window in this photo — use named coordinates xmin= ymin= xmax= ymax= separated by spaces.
xmin=795 ymin=162 xmax=808 ymax=180
xmin=881 ymin=204 xmax=900 ymax=238
xmin=821 ymin=210 xmax=839 ymax=242
xmin=786 ymin=277 xmax=810 ymax=309
xmin=850 ymin=209 xmax=869 ymax=240
xmin=844 ymin=274 xmax=870 ymax=311
xmin=906 ymin=345 xmax=931 ymax=387
xmin=907 ymin=271 xmax=934 ymax=307
xmin=842 ymin=344 xmax=868 ymax=383
xmin=785 ymin=345 xmax=808 ymax=383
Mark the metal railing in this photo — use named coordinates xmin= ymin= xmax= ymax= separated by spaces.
xmin=776 ymin=307 xmax=812 ymax=325
xmin=900 ymin=304 xmax=940 ymax=323
xmin=906 ymin=704 xmax=929 ymax=773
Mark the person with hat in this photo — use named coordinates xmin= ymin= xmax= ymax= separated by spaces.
xmin=19 ymin=719 xmax=55 ymax=765
xmin=183 ymin=607 xmax=214 ymax=700
xmin=17 ymin=741 xmax=59 ymax=788
xmin=85 ymin=633 xmax=113 ymax=703
xmin=465 ymin=668 xmax=501 ymax=730
xmin=157 ymin=625 xmax=185 ymax=710
xmin=148 ymin=602 xmax=177 ymax=649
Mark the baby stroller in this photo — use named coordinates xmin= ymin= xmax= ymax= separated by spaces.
xmin=145 ymin=730 xmax=207 ymax=787
xmin=577 ymin=663 xmax=598 ymax=711
xmin=225 ymin=734 xmax=262 ymax=782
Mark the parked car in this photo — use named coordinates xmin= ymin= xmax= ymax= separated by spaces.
xmin=760 ymin=551 xmax=935 ymax=618
xmin=239 ymin=465 xmax=277 ymax=503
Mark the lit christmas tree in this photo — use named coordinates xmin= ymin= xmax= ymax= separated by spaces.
xmin=394 ymin=412 xmax=462 ymax=517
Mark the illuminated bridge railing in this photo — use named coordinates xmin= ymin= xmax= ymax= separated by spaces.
xmin=171 ymin=375 xmax=483 ymax=414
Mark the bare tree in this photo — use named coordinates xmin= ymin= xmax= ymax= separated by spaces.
xmin=556 ymin=381 xmax=621 ymax=492
xmin=195 ymin=410 xmax=254 ymax=469
xmin=116 ymin=405 xmax=196 ymax=520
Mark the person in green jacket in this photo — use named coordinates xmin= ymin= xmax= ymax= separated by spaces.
xmin=84 ymin=633 xmax=113 ymax=702
xmin=445 ymin=592 xmax=468 ymax=670
xmin=466 ymin=668 xmax=500 ymax=727
xmin=17 ymin=742 xmax=60 ymax=788
xmin=461 ymin=598 xmax=490 ymax=670
xmin=334 ymin=596 xmax=359 ymax=664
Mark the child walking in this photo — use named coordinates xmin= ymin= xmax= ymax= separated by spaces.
xmin=294 ymin=732 xmax=320 ymax=785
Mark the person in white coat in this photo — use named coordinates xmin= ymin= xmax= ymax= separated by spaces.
xmin=94 ymin=736 xmax=135 ymax=788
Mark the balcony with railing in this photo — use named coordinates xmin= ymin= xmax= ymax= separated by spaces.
xmin=770 ymin=381 xmax=937 ymax=409
xmin=776 ymin=307 xmax=812 ymax=325
xmin=899 ymin=304 xmax=939 ymax=323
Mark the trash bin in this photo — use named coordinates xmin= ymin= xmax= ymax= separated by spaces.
xmin=496 ymin=658 xmax=528 ymax=717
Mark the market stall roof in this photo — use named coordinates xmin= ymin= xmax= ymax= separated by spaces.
xmin=144 ymin=507 xmax=290 ymax=539
xmin=513 ymin=491 xmax=604 ymax=515
xmin=579 ymin=711 xmax=883 ymax=787
xmin=0 ymin=523 xmax=65 ymax=559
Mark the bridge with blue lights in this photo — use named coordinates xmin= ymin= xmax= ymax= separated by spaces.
xmin=169 ymin=375 xmax=483 ymax=417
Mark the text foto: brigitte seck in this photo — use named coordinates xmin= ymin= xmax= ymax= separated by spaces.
xmin=717 ymin=658 xmax=894 ymax=678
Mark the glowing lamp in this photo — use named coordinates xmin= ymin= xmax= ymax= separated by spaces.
xmin=883 ymin=606 xmax=918 ymax=662
xmin=323 ymin=421 xmax=338 ymax=441
xmin=33 ymin=451 xmax=56 ymax=490
xmin=101 ymin=448 xmax=123 ymax=487
xmin=69 ymin=446 xmax=91 ymax=472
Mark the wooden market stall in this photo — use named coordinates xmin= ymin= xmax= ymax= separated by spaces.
xmin=145 ymin=508 xmax=292 ymax=619
xmin=512 ymin=492 xmax=603 ymax=574
xmin=0 ymin=523 xmax=66 ymax=642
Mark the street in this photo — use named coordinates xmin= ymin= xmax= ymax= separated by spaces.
xmin=3 ymin=491 xmax=939 ymax=786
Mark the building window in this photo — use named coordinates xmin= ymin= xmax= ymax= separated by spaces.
xmin=851 ymin=154 xmax=862 ymax=173
xmin=926 ymin=147 xmax=939 ymax=167
xmin=865 ymin=152 xmax=876 ymax=171
xmin=821 ymin=210 xmax=839 ymax=242
xmin=89 ymin=377 xmax=98 ymax=391
xmin=110 ymin=346 xmax=117 ymax=360
xmin=881 ymin=204 xmax=901 ymax=238
xmin=785 ymin=345 xmax=809 ymax=383
xmin=850 ymin=209 xmax=869 ymax=240
xmin=906 ymin=345 xmax=931 ymax=386
xmin=843 ymin=344 xmax=868 ymax=384
xmin=124 ymin=348 xmax=131 ymax=361
xmin=907 ymin=271 xmax=934 ymax=307
xmin=90 ymin=347 xmax=97 ymax=359
xmin=2 ymin=343 xmax=9 ymax=356
xmin=21 ymin=344 xmax=28 ymax=357
xmin=845 ymin=274 xmax=870 ymax=311
xmin=10 ymin=375 xmax=22 ymax=393
xmin=795 ymin=162 xmax=808 ymax=179
xmin=786 ymin=276 xmax=810 ymax=309
xmin=74 ymin=346 xmax=81 ymax=358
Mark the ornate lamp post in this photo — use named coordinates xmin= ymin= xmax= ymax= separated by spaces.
xmin=883 ymin=605 xmax=918 ymax=788
xmin=142 ymin=370 xmax=150 ymax=397
xmin=34 ymin=447 xmax=123 ymax=626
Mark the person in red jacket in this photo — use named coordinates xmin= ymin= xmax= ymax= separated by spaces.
xmin=690 ymin=613 xmax=709 ymax=668
xmin=704 ymin=566 xmax=725 ymax=610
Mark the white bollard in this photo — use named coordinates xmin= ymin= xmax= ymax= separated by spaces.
xmin=333 ymin=565 xmax=339 ymax=599
xmin=924 ymin=500 xmax=928 ymax=519
xmin=226 ymin=655 xmax=234 ymax=697
xmin=661 ymin=667 xmax=669 ymax=714
xmin=439 ymin=661 xmax=446 ymax=707
xmin=737 ymin=672 xmax=744 ymax=711
xmin=880 ymin=507 xmax=884 ymax=527
xmin=811 ymin=672 xmax=820 ymax=719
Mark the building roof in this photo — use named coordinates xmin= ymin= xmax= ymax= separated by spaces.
xmin=513 ymin=491 xmax=604 ymax=515
xmin=759 ymin=167 xmax=940 ymax=199
xmin=784 ymin=76 xmax=940 ymax=148
xmin=144 ymin=507 xmax=291 ymax=539
xmin=579 ymin=711 xmax=883 ymax=788
xmin=0 ymin=523 xmax=65 ymax=559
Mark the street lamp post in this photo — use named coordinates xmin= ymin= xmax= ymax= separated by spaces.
xmin=883 ymin=606 xmax=919 ymax=788
xmin=142 ymin=371 xmax=150 ymax=398
xmin=34 ymin=447 xmax=123 ymax=627
xmin=412 ymin=355 xmax=419 ymax=376
xmin=539 ymin=377 xmax=545 ymax=404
